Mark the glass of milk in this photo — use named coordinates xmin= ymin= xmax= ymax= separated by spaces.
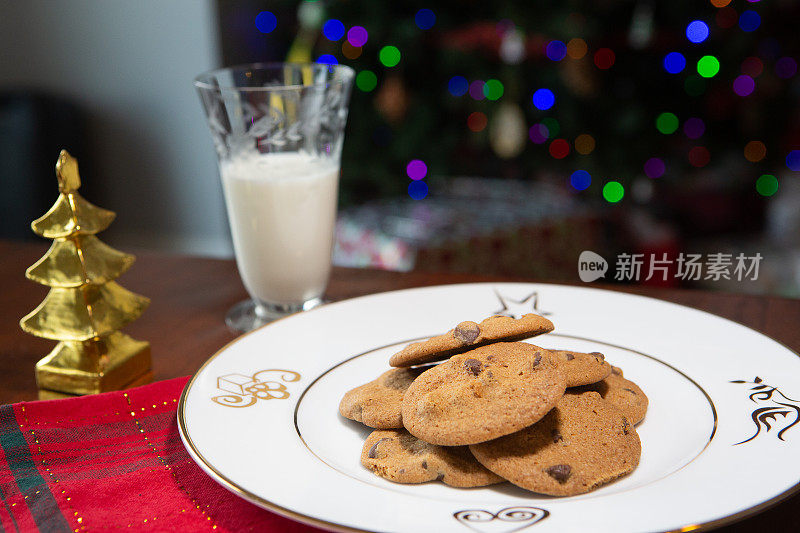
xmin=194 ymin=63 xmax=354 ymax=332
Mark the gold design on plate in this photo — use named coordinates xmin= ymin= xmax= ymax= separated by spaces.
xmin=212 ymin=369 xmax=301 ymax=408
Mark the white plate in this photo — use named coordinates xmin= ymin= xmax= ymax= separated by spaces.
xmin=178 ymin=283 xmax=800 ymax=532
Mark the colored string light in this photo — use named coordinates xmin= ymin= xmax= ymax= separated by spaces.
xmin=467 ymin=112 xmax=488 ymax=132
xmin=686 ymin=20 xmax=710 ymax=43
xmin=710 ymin=0 xmax=731 ymax=7
xmin=603 ymin=181 xmax=624 ymax=203
xmin=744 ymin=141 xmax=766 ymax=162
xmin=323 ymin=19 xmax=345 ymax=41
xmin=342 ymin=42 xmax=362 ymax=60
xmin=529 ymin=124 xmax=549 ymax=144
xmin=776 ymin=57 xmax=798 ymax=79
xmin=756 ymin=174 xmax=778 ymax=197
xmin=663 ymin=52 xmax=686 ymax=74
xmin=688 ymin=146 xmax=711 ymax=167
xmin=532 ymin=89 xmax=555 ymax=110
xmin=406 ymin=160 xmax=427 ymax=180
xmin=415 ymin=8 xmax=436 ymax=30
xmin=408 ymin=181 xmax=428 ymax=200
xmin=316 ymin=54 xmax=338 ymax=65
xmin=739 ymin=10 xmax=761 ymax=32
xmin=379 ymin=46 xmax=401 ymax=67
xmin=448 ymin=76 xmax=469 ymax=97
xmin=733 ymin=74 xmax=755 ymax=97
xmin=541 ymin=118 xmax=560 ymax=137
xmin=469 ymin=80 xmax=486 ymax=100
xmin=684 ymin=117 xmax=706 ymax=139
xmin=347 ymin=26 xmax=368 ymax=47
xmin=697 ymin=56 xmax=720 ymax=78
xmin=549 ymin=139 xmax=570 ymax=159
xmin=786 ymin=150 xmax=800 ymax=171
xmin=567 ymin=38 xmax=587 ymax=59
xmin=593 ymin=48 xmax=615 ymax=69
xmin=546 ymin=40 xmax=567 ymax=61
xmin=644 ymin=157 xmax=665 ymax=179
xmin=575 ymin=134 xmax=595 ymax=155
xmin=741 ymin=57 xmax=763 ymax=77
xmin=656 ymin=112 xmax=679 ymax=134
xmin=255 ymin=11 xmax=277 ymax=34
xmin=570 ymin=170 xmax=591 ymax=191
xmin=483 ymin=79 xmax=504 ymax=100
xmin=356 ymin=70 xmax=378 ymax=92
xmin=716 ymin=7 xmax=738 ymax=29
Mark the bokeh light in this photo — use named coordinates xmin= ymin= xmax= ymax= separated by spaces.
xmin=323 ymin=19 xmax=345 ymax=41
xmin=316 ymin=54 xmax=338 ymax=65
xmin=663 ymin=52 xmax=686 ymax=74
xmin=759 ymin=37 xmax=780 ymax=60
xmin=716 ymin=7 xmax=738 ymax=29
xmin=541 ymin=117 xmax=561 ymax=137
xmin=744 ymin=141 xmax=766 ymax=162
xmin=603 ymin=181 xmax=625 ymax=203
xmin=467 ymin=112 xmax=488 ymax=132
xmin=356 ymin=70 xmax=378 ymax=92
xmin=448 ymin=76 xmax=469 ymax=97
xmin=546 ymin=40 xmax=567 ymax=61
xmin=710 ymin=0 xmax=731 ymax=7
xmin=408 ymin=181 xmax=428 ymax=201
xmin=686 ymin=20 xmax=710 ymax=43
xmin=689 ymin=146 xmax=711 ymax=167
xmin=379 ymin=46 xmax=401 ymax=67
xmin=255 ymin=11 xmax=277 ymax=34
xmin=733 ymin=74 xmax=755 ymax=96
xmin=469 ymin=80 xmax=486 ymax=100
xmin=786 ymin=150 xmax=800 ymax=171
xmin=342 ymin=42 xmax=362 ymax=60
xmin=644 ymin=157 xmax=666 ymax=178
xmin=776 ymin=57 xmax=798 ymax=79
xmin=756 ymin=174 xmax=778 ymax=197
xmin=532 ymin=88 xmax=555 ymax=110
xmin=347 ymin=26 xmax=368 ymax=47
xmin=684 ymin=76 xmax=707 ymax=96
xmin=656 ymin=112 xmax=679 ymax=134
xmin=406 ymin=159 xmax=428 ymax=180
xmin=549 ymin=139 xmax=570 ymax=159
xmin=741 ymin=57 xmax=763 ymax=77
xmin=483 ymin=79 xmax=504 ymax=100
xmin=697 ymin=56 xmax=720 ymax=78
xmin=683 ymin=117 xmax=706 ymax=139
xmin=567 ymin=38 xmax=588 ymax=59
xmin=594 ymin=48 xmax=615 ymax=69
xmin=529 ymin=123 xmax=549 ymax=144
xmin=570 ymin=170 xmax=591 ymax=191
xmin=739 ymin=10 xmax=761 ymax=32
xmin=575 ymin=134 xmax=595 ymax=155
xmin=415 ymin=8 xmax=436 ymax=30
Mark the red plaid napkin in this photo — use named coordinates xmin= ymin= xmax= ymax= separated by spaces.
xmin=0 ymin=378 xmax=324 ymax=532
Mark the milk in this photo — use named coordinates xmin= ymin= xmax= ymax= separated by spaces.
xmin=220 ymin=152 xmax=339 ymax=305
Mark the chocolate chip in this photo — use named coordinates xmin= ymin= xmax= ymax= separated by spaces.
xmin=367 ymin=438 xmax=390 ymax=459
xmin=621 ymin=417 xmax=630 ymax=435
xmin=399 ymin=468 xmax=405 ymax=474
xmin=551 ymin=429 xmax=563 ymax=443
xmin=590 ymin=351 xmax=605 ymax=361
xmin=545 ymin=464 xmax=571 ymax=483
xmin=565 ymin=353 xmax=575 ymax=361
xmin=623 ymin=388 xmax=636 ymax=395
xmin=454 ymin=322 xmax=480 ymax=344
xmin=532 ymin=351 xmax=542 ymax=369
xmin=421 ymin=461 xmax=428 ymax=470
xmin=464 ymin=358 xmax=483 ymax=376
xmin=435 ymin=473 xmax=445 ymax=481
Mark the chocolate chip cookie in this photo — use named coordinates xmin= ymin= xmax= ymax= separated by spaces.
xmin=361 ymin=429 xmax=504 ymax=487
xmin=401 ymin=342 xmax=566 ymax=446
xmin=389 ymin=314 xmax=554 ymax=368
xmin=546 ymin=348 xmax=613 ymax=387
xmin=469 ymin=391 xmax=641 ymax=496
xmin=339 ymin=367 xmax=427 ymax=428
xmin=573 ymin=366 xmax=648 ymax=425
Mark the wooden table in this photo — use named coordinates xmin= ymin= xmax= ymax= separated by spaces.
xmin=1 ymin=239 xmax=798 ymax=532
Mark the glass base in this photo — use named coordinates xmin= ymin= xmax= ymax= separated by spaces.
xmin=225 ymin=297 xmax=325 ymax=333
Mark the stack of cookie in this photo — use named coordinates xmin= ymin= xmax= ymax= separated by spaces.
xmin=339 ymin=314 xmax=648 ymax=496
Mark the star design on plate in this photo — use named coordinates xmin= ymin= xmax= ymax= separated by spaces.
xmin=493 ymin=290 xmax=551 ymax=318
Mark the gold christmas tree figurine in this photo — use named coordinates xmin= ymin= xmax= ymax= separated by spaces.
xmin=20 ymin=150 xmax=152 ymax=397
